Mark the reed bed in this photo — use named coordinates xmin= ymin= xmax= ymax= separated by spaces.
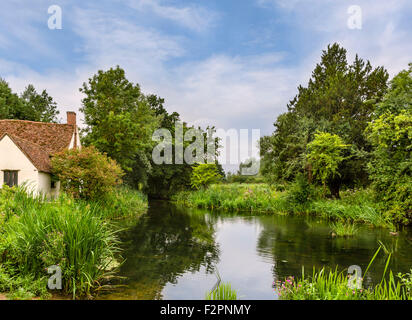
xmin=173 ymin=184 xmax=389 ymax=227
xmin=0 ymin=185 xmax=148 ymax=299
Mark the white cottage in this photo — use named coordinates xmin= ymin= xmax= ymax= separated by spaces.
xmin=0 ymin=112 xmax=81 ymax=196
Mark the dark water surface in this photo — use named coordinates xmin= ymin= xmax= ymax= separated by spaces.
xmin=98 ymin=201 xmax=412 ymax=300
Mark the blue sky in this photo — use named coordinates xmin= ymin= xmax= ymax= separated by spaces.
xmin=1 ymin=0 xmax=411 ymax=138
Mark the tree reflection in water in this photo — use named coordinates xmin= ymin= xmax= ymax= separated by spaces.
xmin=98 ymin=201 xmax=220 ymax=300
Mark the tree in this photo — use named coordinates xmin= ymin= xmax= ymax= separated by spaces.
xmin=79 ymin=66 xmax=160 ymax=177
xmin=307 ymin=132 xmax=349 ymax=197
xmin=260 ymin=43 xmax=389 ymax=193
xmin=20 ymin=85 xmax=59 ymax=122
xmin=366 ymin=64 xmax=412 ymax=224
xmin=190 ymin=163 xmax=223 ymax=190
xmin=0 ymin=80 xmax=59 ymax=122
xmin=145 ymin=95 xmax=222 ymax=198
xmin=0 ymin=79 xmax=25 ymax=120
xmin=51 ymin=146 xmax=124 ymax=200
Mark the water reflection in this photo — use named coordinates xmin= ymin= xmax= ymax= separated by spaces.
xmin=256 ymin=215 xmax=412 ymax=288
xmin=98 ymin=201 xmax=412 ymax=300
xmin=99 ymin=201 xmax=219 ymax=300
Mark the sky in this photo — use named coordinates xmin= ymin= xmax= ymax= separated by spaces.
xmin=0 ymin=0 xmax=411 ymax=170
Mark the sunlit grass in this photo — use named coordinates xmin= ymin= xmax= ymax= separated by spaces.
xmin=205 ymin=282 xmax=237 ymax=300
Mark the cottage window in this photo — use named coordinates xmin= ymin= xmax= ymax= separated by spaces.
xmin=3 ymin=170 xmax=18 ymax=187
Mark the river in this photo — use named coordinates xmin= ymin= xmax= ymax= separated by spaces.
xmin=98 ymin=200 xmax=412 ymax=300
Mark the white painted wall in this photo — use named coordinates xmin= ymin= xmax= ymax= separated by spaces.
xmin=0 ymin=135 xmax=38 ymax=192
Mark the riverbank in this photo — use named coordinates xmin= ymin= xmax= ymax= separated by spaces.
xmin=172 ymin=183 xmax=392 ymax=229
xmin=0 ymin=186 xmax=148 ymax=300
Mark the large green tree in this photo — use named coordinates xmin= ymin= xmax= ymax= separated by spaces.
xmin=260 ymin=43 xmax=389 ymax=196
xmin=79 ymin=66 xmax=160 ymax=182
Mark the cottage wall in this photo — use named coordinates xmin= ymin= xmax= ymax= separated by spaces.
xmin=0 ymin=135 xmax=39 ymax=193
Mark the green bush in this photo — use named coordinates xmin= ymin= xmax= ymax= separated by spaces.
xmin=286 ymin=174 xmax=318 ymax=207
xmin=51 ymin=146 xmax=124 ymax=201
xmin=190 ymin=163 xmax=223 ymax=190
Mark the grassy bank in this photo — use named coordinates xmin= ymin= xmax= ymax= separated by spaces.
xmin=0 ymin=186 xmax=148 ymax=300
xmin=172 ymin=184 xmax=390 ymax=228
xmin=275 ymin=245 xmax=412 ymax=300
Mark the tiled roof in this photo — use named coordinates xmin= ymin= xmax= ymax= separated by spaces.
xmin=0 ymin=120 xmax=76 ymax=173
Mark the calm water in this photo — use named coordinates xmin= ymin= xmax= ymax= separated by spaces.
xmin=98 ymin=201 xmax=412 ymax=300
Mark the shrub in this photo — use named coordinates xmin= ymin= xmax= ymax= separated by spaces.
xmin=287 ymin=174 xmax=318 ymax=207
xmin=51 ymin=146 xmax=124 ymax=200
xmin=190 ymin=163 xmax=223 ymax=190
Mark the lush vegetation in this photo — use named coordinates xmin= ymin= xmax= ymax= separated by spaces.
xmin=173 ymin=184 xmax=389 ymax=227
xmin=259 ymin=44 xmax=411 ymax=225
xmin=191 ymin=163 xmax=223 ymax=190
xmin=0 ymin=186 xmax=147 ymax=299
xmin=206 ymin=282 xmax=237 ymax=300
xmin=275 ymin=245 xmax=412 ymax=300
xmin=365 ymin=64 xmax=412 ymax=225
xmin=51 ymin=146 xmax=124 ymax=201
xmin=79 ymin=66 xmax=220 ymax=199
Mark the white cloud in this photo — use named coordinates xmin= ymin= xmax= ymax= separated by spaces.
xmin=0 ymin=0 xmax=411 ymax=172
xmin=126 ymin=0 xmax=218 ymax=32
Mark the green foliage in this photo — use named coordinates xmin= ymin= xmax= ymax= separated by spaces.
xmin=276 ymin=269 xmax=370 ymax=300
xmin=174 ymin=184 xmax=389 ymax=227
xmin=0 ymin=265 xmax=50 ymax=300
xmin=80 ymin=66 xmax=160 ymax=174
xmin=19 ymin=85 xmax=59 ymax=122
xmin=307 ymin=132 xmax=349 ymax=196
xmin=205 ymin=282 xmax=237 ymax=300
xmin=329 ymin=221 xmax=358 ymax=237
xmin=260 ymin=44 xmax=388 ymax=192
xmin=190 ymin=163 xmax=223 ymax=190
xmin=94 ymin=187 xmax=148 ymax=219
xmin=366 ymin=64 xmax=412 ymax=225
xmin=0 ymin=80 xmax=59 ymax=122
xmin=51 ymin=146 xmax=124 ymax=201
xmin=0 ymin=188 xmax=121 ymax=298
xmin=79 ymin=67 xmax=221 ymax=199
xmin=0 ymin=186 xmax=147 ymax=299
xmin=287 ymin=174 xmax=317 ymax=207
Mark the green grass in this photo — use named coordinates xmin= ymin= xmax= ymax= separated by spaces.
xmin=205 ymin=282 xmax=237 ymax=300
xmin=329 ymin=221 xmax=359 ymax=237
xmin=173 ymin=184 xmax=390 ymax=228
xmin=0 ymin=185 xmax=148 ymax=299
